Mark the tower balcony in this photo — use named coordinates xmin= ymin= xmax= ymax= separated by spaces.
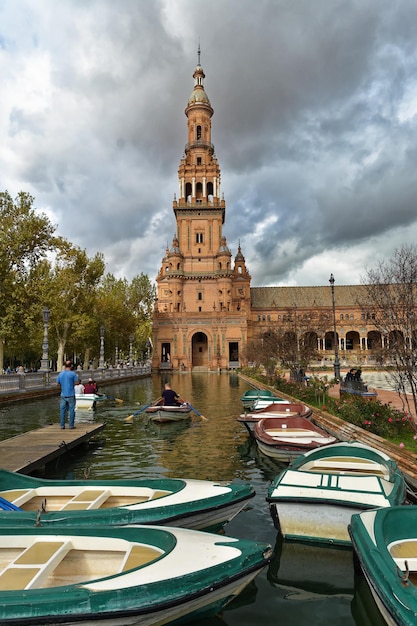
xmin=175 ymin=199 xmax=224 ymax=208
xmin=184 ymin=140 xmax=214 ymax=154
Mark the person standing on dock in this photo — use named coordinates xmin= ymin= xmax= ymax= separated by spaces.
xmin=57 ymin=360 xmax=78 ymax=429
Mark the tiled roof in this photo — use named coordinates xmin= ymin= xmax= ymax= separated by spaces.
xmin=250 ymin=285 xmax=368 ymax=309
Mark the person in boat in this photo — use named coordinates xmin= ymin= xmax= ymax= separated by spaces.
xmin=354 ymin=368 xmax=362 ymax=381
xmin=161 ymin=383 xmax=185 ymax=406
xmin=74 ymin=379 xmax=85 ymax=394
xmin=84 ymin=378 xmax=98 ymax=394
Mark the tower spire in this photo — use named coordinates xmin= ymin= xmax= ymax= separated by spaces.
xmin=197 ymin=41 xmax=201 ymax=66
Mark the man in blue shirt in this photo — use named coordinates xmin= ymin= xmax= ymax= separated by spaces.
xmin=56 ymin=360 xmax=78 ymax=429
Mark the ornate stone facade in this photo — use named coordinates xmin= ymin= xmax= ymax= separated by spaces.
xmin=152 ymin=58 xmax=381 ymax=371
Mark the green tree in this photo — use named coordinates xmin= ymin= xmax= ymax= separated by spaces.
xmin=128 ymin=274 xmax=156 ymax=359
xmin=43 ymin=243 xmax=106 ymax=369
xmin=96 ymin=273 xmax=156 ymax=366
xmin=0 ymin=191 xmax=57 ymax=371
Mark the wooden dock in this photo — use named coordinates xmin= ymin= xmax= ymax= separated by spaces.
xmin=0 ymin=423 xmax=106 ymax=474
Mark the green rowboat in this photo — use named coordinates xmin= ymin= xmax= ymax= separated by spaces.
xmin=268 ymin=442 xmax=407 ymax=546
xmin=349 ymin=506 xmax=417 ymax=626
xmin=0 ymin=524 xmax=272 ymax=624
xmin=0 ymin=468 xmax=254 ymax=532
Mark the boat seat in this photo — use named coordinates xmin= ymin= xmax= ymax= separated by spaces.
xmin=61 ymin=489 xmax=111 ymax=510
xmin=302 ymin=458 xmax=387 ymax=476
xmin=152 ymin=490 xmax=170 ymax=500
xmin=266 ymin=429 xmax=317 ymax=438
xmin=121 ymin=545 xmax=163 ymax=572
xmin=390 ymin=540 xmax=417 ymax=572
xmin=0 ymin=489 xmax=35 ymax=507
xmin=391 ymin=541 xmax=417 ymax=558
xmin=0 ymin=541 xmax=71 ymax=590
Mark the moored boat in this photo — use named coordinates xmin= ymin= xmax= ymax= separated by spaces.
xmin=240 ymin=389 xmax=284 ymax=411
xmin=254 ymin=416 xmax=337 ymax=463
xmin=0 ymin=524 xmax=272 ymax=625
xmin=238 ymin=402 xmax=312 ymax=436
xmin=268 ymin=442 xmax=407 ymax=546
xmin=251 ymin=398 xmax=290 ymax=411
xmin=349 ymin=506 xmax=417 ymax=626
xmin=0 ymin=468 xmax=255 ymax=533
xmin=144 ymin=404 xmax=193 ymax=423
xmin=75 ymin=393 xmax=105 ymax=410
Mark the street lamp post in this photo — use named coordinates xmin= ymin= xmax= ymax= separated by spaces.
xmin=293 ymin=303 xmax=299 ymax=380
xmin=99 ymin=325 xmax=105 ymax=369
xmin=129 ymin=335 xmax=134 ymax=366
xmin=40 ymin=307 xmax=50 ymax=372
xmin=115 ymin=341 xmax=118 ymax=367
xmin=329 ymin=274 xmax=341 ymax=380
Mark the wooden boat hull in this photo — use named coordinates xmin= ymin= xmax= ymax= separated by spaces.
xmin=349 ymin=506 xmax=417 ymax=626
xmin=0 ymin=470 xmax=255 ymax=533
xmin=0 ymin=524 xmax=272 ymax=625
xmin=144 ymin=405 xmax=192 ymax=423
xmin=238 ymin=402 xmax=311 ymax=436
xmin=268 ymin=442 xmax=407 ymax=546
xmin=254 ymin=416 xmax=336 ymax=462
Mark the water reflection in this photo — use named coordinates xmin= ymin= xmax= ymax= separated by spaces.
xmin=0 ymin=373 xmax=357 ymax=625
xmin=351 ymin=573 xmax=386 ymax=626
xmin=268 ymin=535 xmax=354 ymax=596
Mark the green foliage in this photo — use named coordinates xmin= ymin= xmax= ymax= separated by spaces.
xmin=0 ymin=190 xmax=154 ymax=371
xmin=333 ymin=395 xmax=417 ymax=440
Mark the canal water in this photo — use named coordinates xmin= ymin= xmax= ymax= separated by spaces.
xmin=0 ymin=373 xmax=378 ymax=625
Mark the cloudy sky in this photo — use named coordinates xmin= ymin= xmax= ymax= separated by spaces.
xmin=1 ymin=0 xmax=417 ymax=288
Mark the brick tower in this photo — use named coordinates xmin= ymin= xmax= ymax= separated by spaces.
xmin=152 ymin=51 xmax=251 ymax=371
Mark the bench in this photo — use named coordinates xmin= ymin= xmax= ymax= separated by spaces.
xmin=390 ymin=540 xmax=417 ymax=573
xmin=0 ymin=541 xmax=71 ymax=590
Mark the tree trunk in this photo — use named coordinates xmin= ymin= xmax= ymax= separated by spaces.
xmin=57 ymin=341 xmax=66 ymax=370
xmin=0 ymin=337 xmax=4 ymax=374
xmin=83 ymin=347 xmax=91 ymax=370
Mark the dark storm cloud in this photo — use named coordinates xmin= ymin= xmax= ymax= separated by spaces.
xmin=1 ymin=0 xmax=417 ymax=287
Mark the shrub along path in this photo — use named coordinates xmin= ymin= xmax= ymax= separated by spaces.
xmin=327 ymin=377 xmax=417 ymax=421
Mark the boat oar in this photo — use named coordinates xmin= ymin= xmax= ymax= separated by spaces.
xmin=105 ymin=395 xmax=124 ymax=403
xmin=186 ymin=403 xmax=208 ymax=421
xmin=125 ymin=399 xmax=161 ymax=423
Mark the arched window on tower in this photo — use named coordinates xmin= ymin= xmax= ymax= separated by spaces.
xmin=185 ymin=182 xmax=192 ymax=203
xmin=196 ymin=125 xmax=202 ymax=140
xmin=196 ymin=182 xmax=203 ymax=202
xmin=207 ymin=181 xmax=214 ymax=203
